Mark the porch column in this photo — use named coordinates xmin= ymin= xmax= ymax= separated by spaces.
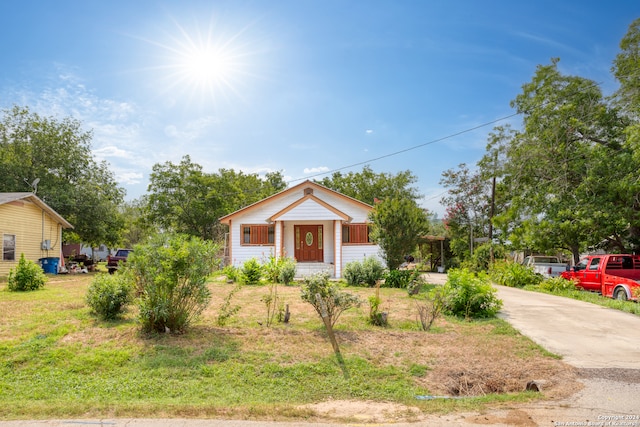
xmin=334 ymin=220 xmax=342 ymax=278
xmin=275 ymin=221 xmax=283 ymax=259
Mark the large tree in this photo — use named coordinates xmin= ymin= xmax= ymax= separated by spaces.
xmin=0 ymin=105 xmax=125 ymax=247
xmin=490 ymin=60 xmax=629 ymax=262
xmin=316 ymin=165 xmax=421 ymax=205
xmin=145 ymin=155 xmax=286 ymax=241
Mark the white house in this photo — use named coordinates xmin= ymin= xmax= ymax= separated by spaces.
xmin=219 ymin=180 xmax=383 ymax=278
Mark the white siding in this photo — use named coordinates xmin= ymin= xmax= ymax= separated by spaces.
xmin=226 ymin=185 xmax=383 ymax=275
xmin=343 ymin=245 xmax=384 ymax=267
xmin=275 ymin=199 xmax=344 ymax=221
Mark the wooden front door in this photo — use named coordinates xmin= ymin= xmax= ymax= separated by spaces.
xmin=295 ymin=225 xmax=323 ymax=262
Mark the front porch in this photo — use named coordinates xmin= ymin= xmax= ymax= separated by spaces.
xmin=294 ymin=262 xmax=335 ymax=279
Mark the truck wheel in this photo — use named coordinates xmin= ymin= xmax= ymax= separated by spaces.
xmin=614 ymin=287 xmax=628 ymax=301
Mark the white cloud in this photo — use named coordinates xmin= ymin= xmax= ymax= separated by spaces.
xmin=365 ymin=129 xmax=373 ymax=134
xmin=93 ymin=145 xmax=133 ymax=159
xmin=303 ymin=166 xmax=329 ymax=174
xmin=116 ymin=171 xmax=144 ymax=185
xmin=164 ymin=116 xmax=220 ymax=141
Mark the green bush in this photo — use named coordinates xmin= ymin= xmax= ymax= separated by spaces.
xmin=489 ymin=260 xmax=542 ymax=288
xmin=263 ymin=254 xmax=297 ymax=285
xmin=362 ymin=256 xmax=385 ymax=286
xmin=241 ymin=258 xmax=263 ymax=285
xmin=7 ymin=254 xmax=47 ymax=291
xmin=222 ymin=265 xmax=240 ymax=282
xmin=278 ymin=258 xmax=297 ymax=285
xmin=383 ymin=269 xmax=414 ymax=288
xmin=540 ymin=276 xmax=577 ymax=292
xmin=126 ymin=233 xmax=219 ymax=333
xmin=463 ymin=243 xmax=506 ymax=272
xmin=442 ymin=268 xmax=502 ymax=320
xmin=343 ymin=260 xmax=365 ymax=286
xmin=300 ymin=272 xmax=361 ymax=327
xmin=368 ymin=295 xmax=388 ymax=326
xmin=344 ymin=256 xmax=384 ymax=287
xmin=86 ymin=273 xmax=132 ymax=320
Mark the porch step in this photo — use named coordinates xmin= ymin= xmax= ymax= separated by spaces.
xmin=295 ymin=262 xmax=335 ymax=279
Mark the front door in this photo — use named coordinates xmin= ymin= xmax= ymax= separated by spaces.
xmin=295 ymin=225 xmax=323 ymax=262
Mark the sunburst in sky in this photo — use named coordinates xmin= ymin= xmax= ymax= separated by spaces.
xmin=144 ymin=15 xmax=260 ymax=108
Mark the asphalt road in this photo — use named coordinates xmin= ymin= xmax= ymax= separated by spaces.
xmin=2 ymin=275 xmax=639 ymax=426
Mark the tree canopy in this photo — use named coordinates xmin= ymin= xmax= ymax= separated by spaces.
xmin=0 ymin=105 xmax=125 ymax=247
xmin=145 ymin=155 xmax=286 ymax=241
xmin=440 ymin=18 xmax=640 ymax=264
xmin=316 ymin=165 xmax=421 ymax=205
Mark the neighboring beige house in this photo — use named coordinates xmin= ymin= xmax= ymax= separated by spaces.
xmin=219 ymin=180 xmax=383 ymax=278
xmin=0 ymin=193 xmax=73 ymax=277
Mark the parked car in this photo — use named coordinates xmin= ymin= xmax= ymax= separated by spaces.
xmin=522 ymin=255 xmax=568 ymax=278
xmin=561 ymin=254 xmax=640 ymax=301
xmin=106 ymin=249 xmax=132 ymax=274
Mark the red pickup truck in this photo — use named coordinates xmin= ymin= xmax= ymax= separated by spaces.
xmin=561 ymin=254 xmax=640 ymax=301
xmin=106 ymin=249 xmax=132 ymax=274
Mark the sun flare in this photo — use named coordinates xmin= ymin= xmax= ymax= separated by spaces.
xmin=149 ymin=16 xmax=259 ymax=105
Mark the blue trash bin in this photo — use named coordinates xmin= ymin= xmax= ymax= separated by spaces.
xmin=40 ymin=257 xmax=60 ymax=274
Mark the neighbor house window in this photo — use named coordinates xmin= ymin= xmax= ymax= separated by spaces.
xmin=342 ymin=224 xmax=371 ymax=244
xmin=3 ymin=234 xmax=16 ymax=261
xmin=241 ymin=225 xmax=275 ymax=245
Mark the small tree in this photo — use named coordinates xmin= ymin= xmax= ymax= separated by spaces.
xmin=126 ymin=233 xmax=219 ymax=333
xmin=7 ymin=254 xmax=47 ymax=291
xmin=300 ymin=272 xmax=361 ymax=327
xmin=369 ymin=197 xmax=430 ymax=270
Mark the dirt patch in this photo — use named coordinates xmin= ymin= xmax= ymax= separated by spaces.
xmin=301 ymin=400 xmax=424 ymax=423
xmin=464 ymin=409 xmax=538 ymax=426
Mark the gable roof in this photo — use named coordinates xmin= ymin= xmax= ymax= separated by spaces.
xmin=219 ymin=180 xmax=372 ymax=225
xmin=268 ymin=193 xmax=352 ymax=222
xmin=0 ymin=192 xmax=74 ymax=229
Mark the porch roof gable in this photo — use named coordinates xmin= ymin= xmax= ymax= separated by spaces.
xmin=219 ymin=180 xmax=372 ymax=225
xmin=268 ymin=193 xmax=351 ymax=222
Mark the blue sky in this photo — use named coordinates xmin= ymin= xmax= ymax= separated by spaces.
xmin=0 ymin=1 xmax=637 ymax=216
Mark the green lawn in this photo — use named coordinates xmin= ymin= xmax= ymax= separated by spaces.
xmin=0 ymin=274 xmax=574 ymax=421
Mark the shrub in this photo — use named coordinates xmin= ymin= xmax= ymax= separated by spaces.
xmin=126 ymin=233 xmax=219 ymax=333
xmin=407 ymin=272 xmax=426 ymax=296
xmin=464 ymin=243 xmax=506 ymax=272
xmin=368 ymin=295 xmax=388 ymax=326
xmin=86 ymin=273 xmax=132 ymax=320
xmin=383 ymin=269 xmax=414 ymax=288
xmin=343 ymin=260 xmax=365 ymax=286
xmin=442 ymin=268 xmax=502 ymax=320
xmin=241 ymin=258 xmax=263 ymax=285
xmin=416 ymin=287 xmax=445 ymax=331
xmin=263 ymin=254 xmax=297 ymax=285
xmin=216 ymin=282 xmax=243 ymax=326
xmin=540 ymin=276 xmax=577 ymax=292
xmin=489 ymin=260 xmax=542 ymax=288
xmin=278 ymin=257 xmax=297 ymax=285
xmin=222 ymin=265 xmax=240 ymax=282
xmin=344 ymin=256 xmax=384 ymax=287
xmin=362 ymin=256 xmax=385 ymax=286
xmin=7 ymin=254 xmax=47 ymax=291
xmin=300 ymin=272 xmax=361 ymax=327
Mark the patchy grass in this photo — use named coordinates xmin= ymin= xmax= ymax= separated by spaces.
xmin=0 ymin=274 xmax=578 ymax=422
xmin=524 ymin=285 xmax=640 ymax=316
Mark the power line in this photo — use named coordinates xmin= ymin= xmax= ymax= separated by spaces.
xmin=287 ymin=111 xmax=521 ymax=184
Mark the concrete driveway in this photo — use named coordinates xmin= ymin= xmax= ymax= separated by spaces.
xmin=496 ymin=285 xmax=640 ymax=369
